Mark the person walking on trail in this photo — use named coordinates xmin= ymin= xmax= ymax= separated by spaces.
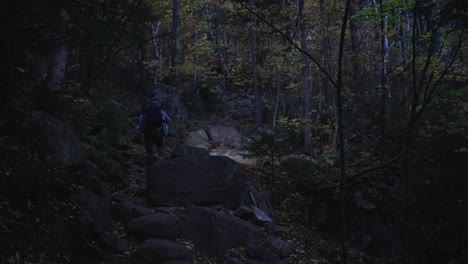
xmin=134 ymin=96 xmax=171 ymax=164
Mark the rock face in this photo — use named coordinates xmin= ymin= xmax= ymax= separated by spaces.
xmin=185 ymin=129 xmax=211 ymax=150
xmin=176 ymin=207 xmax=266 ymax=256
xmin=30 ymin=111 xmax=85 ymax=168
xmin=133 ymin=238 xmax=192 ymax=264
xmin=147 ymin=156 xmax=247 ymax=208
xmin=126 ymin=213 xmax=180 ymax=240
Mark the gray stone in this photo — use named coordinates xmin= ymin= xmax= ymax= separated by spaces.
xmin=241 ymin=184 xmax=276 ymax=221
xmin=185 ymin=129 xmax=211 ymax=150
xmin=269 ymin=238 xmax=294 ymax=258
xmin=133 ymin=238 xmax=192 ymax=264
xmin=147 ymin=156 xmax=247 ymax=208
xmin=177 ymin=206 xmax=266 ymax=256
xmin=127 ymin=213 xmax=180 ymax=240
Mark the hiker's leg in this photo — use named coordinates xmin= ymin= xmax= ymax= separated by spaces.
xmin=144 ymin=134 xmax=154 ymax=164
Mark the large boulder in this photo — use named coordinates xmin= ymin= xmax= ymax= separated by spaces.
xmin=30 ymin=111 xmax=85 ymax=168
xmin=185 ymin=129 xmax=211 ymax=150
xmin=207 ymin=125 xmax=241 ymax=148
xmin=126 ymin=213 xmax=180 ymax=240
xmin=133 ymin=238 xmax=192 ymax=264
xmin=171 ymin=143 xmax=210 ymax=158
xmin=176 ymin=207 xmax=266 ymax=256
xmin=147 ymin=156 xmax=247 ymax=208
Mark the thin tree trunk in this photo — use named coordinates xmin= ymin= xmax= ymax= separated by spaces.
xmin=249 ymin=0 xmax=261 ymax=126
xmin=151 ymin=21 xmax=161 ymax=85
xmin=202 ymin=0 xmax=232 ymax=79
xmin=337 ymin=0 xmax=352 ymax=263
xmin=173 ymin=0 xmax=182 ymax=87
xmin=299 ymin=0 xmax=313 ymax=155
xmin=46 ymin=6 xmax=69 ymax=91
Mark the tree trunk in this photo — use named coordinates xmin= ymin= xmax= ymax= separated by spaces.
xmin=249 ymin=0 xmax=262 ymax=126
xmin=46 ymin=6 xmax=69 ymax=91
xmin=337 ymin=0 xmax=352 ymax=263
xmin=151 ymin=21 xmax=162 ymax=85
xmin=172 ymin=0 xmax=182 ymax=87
xmin=202 ymin=0 xmax=232 ymax=78
xmin=300 ymin=0 xmax=313 ymax=155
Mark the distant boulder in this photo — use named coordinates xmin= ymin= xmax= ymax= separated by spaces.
xmin=185 ymin=129 xmax=211 ymax=150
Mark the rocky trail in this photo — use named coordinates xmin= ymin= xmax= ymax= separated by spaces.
xmin=97 ymin=125 xmax=331 ymax=264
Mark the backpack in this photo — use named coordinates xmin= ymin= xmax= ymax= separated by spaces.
xmin=144 ymin=102 xmax=163 ymax=131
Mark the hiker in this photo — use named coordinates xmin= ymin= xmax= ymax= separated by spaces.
xmin=134 ymin=96 xmax=171 ymax=163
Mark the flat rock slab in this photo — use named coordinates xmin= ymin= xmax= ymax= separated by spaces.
xmin=147 ymin=156 xmax=247 ymax=208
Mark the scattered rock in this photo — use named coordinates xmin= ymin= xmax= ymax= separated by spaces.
xmin=126 ymin=213 xmax=180 ymax=240
xmin=269 ymin=238 xmax=294 ymax=258
xmin=241 ymin=184 xmax=276 ymax=221
xmin=177 ymin=206 xmax=266 ymax=256
xmin=265 ymin=223 xmax=286 ymax=236
xmin=133 ymin=238 xmax=192 ymax=264
xmin=234 ymin=205 xmax=272 ymax=225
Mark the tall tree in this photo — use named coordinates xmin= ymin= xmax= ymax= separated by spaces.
xmin=173 ymin=0 xmax=182 ymax=86
xmin=249 ymin=0 xmax=262 ymax=126
xmin=45 ymin=5 xmax=70 ymax=91
xmin=299 ymin=0 xmax=314 ymax=155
